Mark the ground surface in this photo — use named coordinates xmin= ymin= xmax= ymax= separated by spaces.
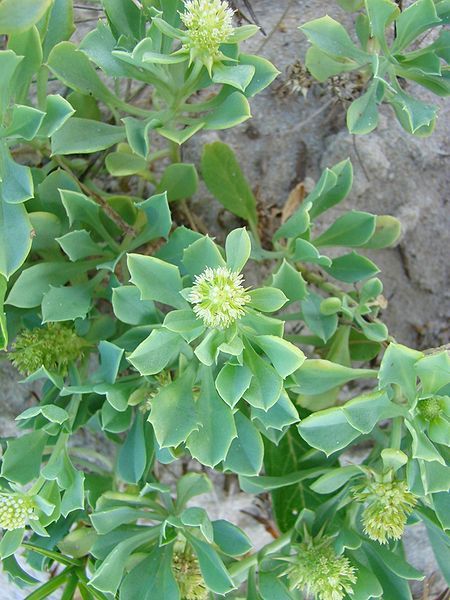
xmin=0 ymin=0 xmax=449 ymax=597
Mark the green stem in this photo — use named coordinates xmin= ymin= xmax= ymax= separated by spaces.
xmin=390 ymin=417 xmax=403 ymax=450
xmin=228 ymin=530 xmax=292 ymax=581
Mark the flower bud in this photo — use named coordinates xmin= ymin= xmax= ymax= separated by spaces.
xmin=354 ymin=479 xmax=416 ymax=544
xmin=283 ymin=537 xmax=356 ymax=600
xmin=188 ymin=266 xmax=251 ymax=329
xmin=0 ymin=493 xmax=38 ymax=531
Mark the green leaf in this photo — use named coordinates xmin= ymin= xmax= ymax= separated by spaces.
xmin=215 ymin=363 xmax=253 ymax=408
xmin=292 ymin=238 xmax=331 ymax=266
xmin=311 ymin=465 xmax=362 ymax=494
xmin=390 ymin=91 xmax=437 ymax=135
xmin=131 ymin=192 xmax=172 ymax=250
xmin=365 ymin=0 xmax=400 ymax=50
xmin=186 ymin=369 xmax=237 ymax=467
xmin=259 ymin=572 xmax=293 ymax=600
xmin=393 ymin=0 xmax=440 ymax=51
xmin=248 ymin=288 xmax=288 ymax=312
xmin=149 ymin=366 xmax=200 ymax=448
xmin=175 ymin=473 xmax=213 ymax=510
xmin=117 ymin=412 xmax=148 ymax=484
xmin=59 ymin=189 xmax=114 ymax=242
xmin=0 ymin=530 xmax=25 ymax=560
xmin=314 ymin=211 xmax=376 ymax=247
xmin=347 ymin=84 xmax=380 ymax=134
xmin=300 ymin=16 xmax=369 ymax=62
xmin=0 ymin=274 xmax=7 ymax=349
xmin=368 ymin=543 xmax=425 ymax=581
xmin=243 ymin=344 xmax=283 ymax=411
xmin=298 ymin=407 xmax=360 ymax=455
xmin=204 ymin=91 xmax=251 ymax=130
xmin=103 ymin=0 xmax=143 ymax=40
xmin=239 ymin=53 xmax=280 ymax=97
xmin=89 ymin=531 xmax=153 ymax=595
xmin=201 ymin=142 xmax=257 ymax=229
xmin=185 ymin=533 xmax=235 ymax=595
xmin=47 ymin=42 xmax=125 ymax=110
xmin=0 ymin=143 xmax=33 ymax=204
xmin=120 ymin=545 xmax=179 ymax=600
xmin=379 ymin=343 xmax=423 ymax=401
xmin=41 ymin=0 xmax=75 ymax=60
xmin=323 ymin=251 xmax=379 ymax=283
xmin=52 ymin=118 xmax=125 ymax=154
xmin=56 ymin=229 xmax=103 ymax=261
xmin=309 ymin=159 xmax=353 ymax=219
xmin=225 ymin=228 xmax=251 ymax=273
xmin=128 ymin=254 xmax=187 ymax=309
xmin=212 ymin=520 xmax=252 ymax=557
xmin=305 ymin=46 xmax=359 ymax=81
xmin=105 ymin=151 xmax=147 ymax=177
xmin=17 ymin=404 xmax=69 ymax=424
xmin=361 ymin=215 xmax=402 ymax=249
xmin=8 ymin=27 xmax=43 ymax=103
xmin=0 ymin=0 xmax=52 ymax=34
xmin=0 ymin=50 xmax=23 ymax=116
xmin=292 ymin=359 xmax=376 ymax=395
xmin=272 ymin=260 xmax=308 ymax=302
xmin=2 ymin=104 xmax=45 ymax=140
xmin=251 ymin=391 xmax=299 ymax=432
xmin=415 ymin=351 xmax=450 ymax=394
xmin=302 ymin=292 xmax=338 ymax=342
xmin=223 ymin=413 xmax=264 ymax=476
xmin=253 ymin=335 xmax=305 ymax=377
xmin=157 ymin=163 xmax=198 ymax=201
xmin=128 ymin=329 xmax=183 ymax=376
xmin=182 ymin=235 xmax=225 ymax=276
xmin=112 ymin=285 xmax=158 ymax=326
xmin=343 ymin=389 xmax=402 ymax=433
xmin=41 ymin=283 xmax=92 ymax=322
xmin=212 ymin=64 xmax=255 ymax=91
xmin=1 ymin=430 xmax=48 ymax=484
xmin=163 ymin=309 xmax=204 ymax=342
xmin=0 ymin=198 xmax=32 ymax=279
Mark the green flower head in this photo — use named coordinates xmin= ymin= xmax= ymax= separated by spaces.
xmin=10 ymin=323 xmax=85 ymax=376
xmin=173 ymin=548 xmax=208 ymax=600
xmin=418 ymin=396 xmax=444 ymax=422
xmin=0 ymin=493 xmax=37 ymax=531
xmin=283 ymin=537 xmax=357 ymax=600
xmin=354 ymin=479 xmax=417 ymax=544
xmin=188 ymin=266 xmax=251 ymax=329
xmin=180 ymin=0 xmax=234 ymax=67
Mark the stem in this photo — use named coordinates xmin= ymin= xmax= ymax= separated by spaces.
xmin=228 ymin=530 xmax=292 ymax=581
xmin=36 ymin=66 xmax=49 ymax=111
xmin=390 ymin=417 xmax=403 ymax=450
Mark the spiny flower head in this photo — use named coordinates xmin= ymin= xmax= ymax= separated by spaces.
xmin=354 ymin=479 xmax=417 ymax=544
xmin=188 ymin=266 xmax=251 ymax=329
xmin=418 ymin=396 xmax=444 ymax=422
xmin=172 ymin=549 xmax=208 ymax=600
xmin=10 ymin=323 xmax=85 ymax=376
xmin=283 ymin=537 xmax=357 ymax=600
xmin=0 ymin=493 xmax=38 ymax=531
xmin=180 ymin=0 xmax=234 ymax=62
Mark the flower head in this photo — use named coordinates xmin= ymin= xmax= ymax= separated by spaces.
xmin=10 ymin=323 xmax=85 ymax=376
xmin=354 ymin=479 xmax=417 ymax=544
xmin=418 ymin=397 xmax=443 ymax=422
xmin=188 ymin=266 xmax=251 ymax=329
xmin=283 ymin=537 xmax=356 ymax=600
xmin=180 ymin=0 xmax=234 ymax=64
xmin=173 ymin=549 xmax=208 ymax=600
xmin=0 ymin=493 xmax=38 ymax=531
